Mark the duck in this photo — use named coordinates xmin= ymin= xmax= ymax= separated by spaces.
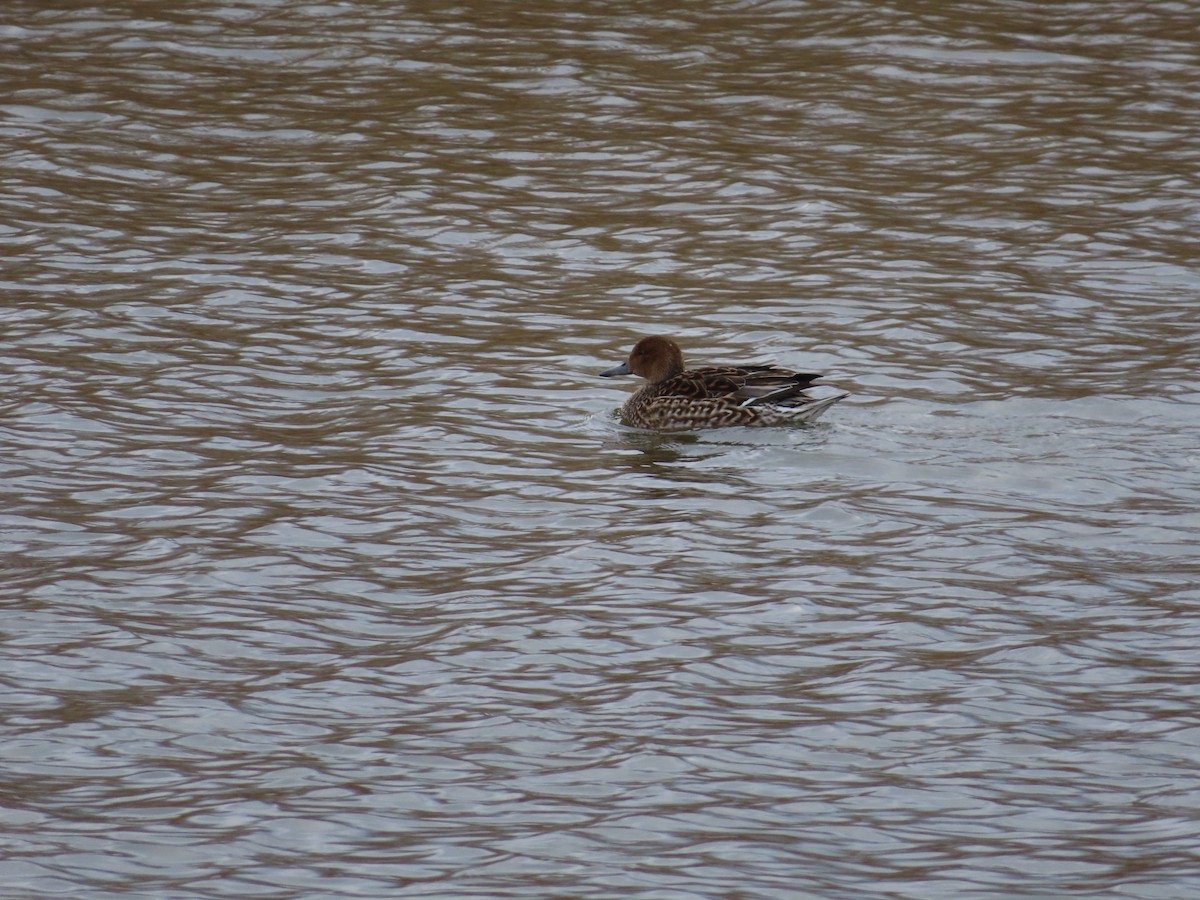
xmin=600 ymin=335 xmax=847 ymax=431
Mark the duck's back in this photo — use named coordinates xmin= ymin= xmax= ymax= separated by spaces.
xmin=661 ymin=365 xmax=823 ymax=404
xmin=623 ymin=364 xmax=837 ymax=430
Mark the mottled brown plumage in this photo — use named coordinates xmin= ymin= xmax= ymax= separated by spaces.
xmin=600 ymin=336 xmax=847 ymax=431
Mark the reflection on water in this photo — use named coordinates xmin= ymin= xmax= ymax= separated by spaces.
xmin=2 ymin=1 xmax=1200 ymax=897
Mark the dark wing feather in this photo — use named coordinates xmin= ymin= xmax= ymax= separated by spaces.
xmin=655 ymin=365 xmax=825 ymax=406
xmin=736 ymin=371 xmax=824 ymax=406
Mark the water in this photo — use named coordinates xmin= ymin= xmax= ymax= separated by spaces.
xmin=3 ymin=1 xmax=1199 ymax=897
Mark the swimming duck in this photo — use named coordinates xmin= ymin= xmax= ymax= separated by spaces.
xmin=600 ymin=336 xmax=847 ymax=431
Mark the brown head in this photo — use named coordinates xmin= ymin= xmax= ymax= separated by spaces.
xmin=600 ymin=336 xmax=686 ymax=384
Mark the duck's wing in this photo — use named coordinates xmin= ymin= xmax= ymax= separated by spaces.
xmin=728 ymin=367 xmax=824 ymax=406
xmin=659 ymin=366 xmax=824 ymax=404
xmin=654 ymin=368 xmax=744 ymax=400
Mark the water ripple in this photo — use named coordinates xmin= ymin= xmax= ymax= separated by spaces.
xmin=3 ymin=1 xmax=1200 ymax=897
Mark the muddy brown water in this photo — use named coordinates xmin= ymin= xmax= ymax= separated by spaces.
xmin=3 ymin=2 xmax=1199 ymax=897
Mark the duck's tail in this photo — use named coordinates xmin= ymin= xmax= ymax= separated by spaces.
xmin=779 ymin=391 xmax=849 ymax=424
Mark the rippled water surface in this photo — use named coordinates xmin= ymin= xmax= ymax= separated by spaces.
xmin=3 ymin=1 xmax=1200 ymax=897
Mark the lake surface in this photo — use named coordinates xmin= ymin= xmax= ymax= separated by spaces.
xmin=3 ymin=1 xmax=1199 ymax=897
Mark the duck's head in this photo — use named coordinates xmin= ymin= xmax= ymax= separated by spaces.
xmin=600 ymin=336 xmax=686 ymax=384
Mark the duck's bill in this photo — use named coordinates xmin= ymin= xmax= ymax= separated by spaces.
xmin=599 ymin=362 xmax=632 ymax=377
